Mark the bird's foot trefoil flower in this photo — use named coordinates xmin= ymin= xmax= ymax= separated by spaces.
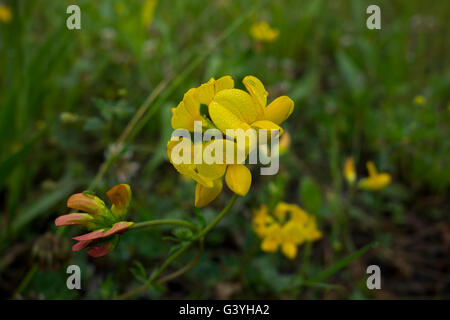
xmin=358 ymin=161 xmax=391 ymax=191
xmin=168 ymin=75 xmax=294 ymax=208
xmin=252 ymin=202 xmax=322 ymax=259
xmin=55 ymin=184 xmax=134 ymax=257
xmin=250 ymin=21 xmax=279 ymax=42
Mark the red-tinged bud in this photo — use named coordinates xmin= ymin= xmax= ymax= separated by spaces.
xmin=67 ymin=193 xmax=108 ymax=216
xmin=72 ymin=240 xmax=92 ymax=252
xmin=72 ymin=229 xmax=106 ymax=242
xmin=87 ymin=242 xmax=112 ymax=258
xmin=55 ymin=213 xmax=93 ymax=227
xmin=106 ymin=184 xmax=132 ymax=219
xmin=103 ymin=221 xmax=133 ymax=237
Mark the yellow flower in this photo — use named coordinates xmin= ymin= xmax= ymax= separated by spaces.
xmin=344 ymin=157 xmax=356 ymax=185
xmin=413 ymin=95 xmax=426 ymax=106
xmin=0 ymin=5 xmax=12 ymax=23
xmin=252 ymin=202 xmax=322 ymax=259
xmin=208 ymin=75 xmax=294 ymax=135
xmin=168 ymin=75 xmax=293 ymax=207
xmin=358 ymin=161 xmax=391 ymax=191
xmin=250 ymin=21 xmax=279 ymax=42
xmin=167 ymin=137 xmax=251 ymax=207
xmin=171 ymin=76 xmax=234 ymax=131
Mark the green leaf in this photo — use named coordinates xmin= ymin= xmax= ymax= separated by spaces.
xmin=304 ymin=242 xmax=377 ymax=286
xmin=299 ymin=176 xmax=322 ymax=214
xmin=129 ymin=260 xmax=148 ymax=283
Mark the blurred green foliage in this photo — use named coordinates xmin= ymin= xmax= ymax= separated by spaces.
xmin=0 ymin=0 xmax=448 ymax=299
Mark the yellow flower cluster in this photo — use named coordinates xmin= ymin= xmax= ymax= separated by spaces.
xmin=0 ymin=5 xmax=12 ymax=23
xmin=252 ymin=202 xmax=322 ymax=259
xmin=168 ymin=75 xmax=294 ymax=207
xmin=344 ymin=158 xmax=391 ymax=191
xmin=250 ymin=21 xmax=279 ymax=42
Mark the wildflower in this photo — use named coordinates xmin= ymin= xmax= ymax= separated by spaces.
xmin=171 ymin=76 xmax=234 ymax=131
xmin=413 ymin=95 xmax=426 ymax=106
xmin=0 ymin=5 xmax=12 ymax=23
xmin=167 ymin=137 xmax=251 ymax=207
xmin=252 ymin=202 xmax=322 ymax=259
xmin=358 ymin=161 xmax=391 ymax=191
xmin=55 ymin=184 xmax=134 ymax=257
xmin=168 ymin=75 xmax=294 ymax=207
xmin=344 ymin=157 xmax=356 ymax=185
xmin=208 ymin=76 xmax=294 ymax=136
xmin=250 ymin=21 xmax=279 ymax=42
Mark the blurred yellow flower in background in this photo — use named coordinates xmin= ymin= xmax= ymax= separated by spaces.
xmin=0 ymin=5 xmax=12 ymax=23
xmin=142 ymin=0 xmax=158 ymax=28
xmin=250 ymin=21 xmax=279 ymax=42
xmin=344 ymin=157 xmax=356 ymax=185
xmin=279 ymin=131 xmax=291 ymax=155
xmin=252 ymin=202 xmax=322 ymax=259
xmin=413 ymin=95 xmax=426 ymax=106
xmin=358 ymin=161 xmax=391 ymax=191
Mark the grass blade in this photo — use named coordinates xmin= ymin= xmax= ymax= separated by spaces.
xmin=304 ymin=242 xmax=377 ymax=285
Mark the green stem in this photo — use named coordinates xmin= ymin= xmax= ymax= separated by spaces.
xmin=12 ymin=264 xmax=38 ymax=299
xmin=196 ymin=194 xmax=238 ymax=238
xmin=131 ymin=219 xmax=198 ymax=232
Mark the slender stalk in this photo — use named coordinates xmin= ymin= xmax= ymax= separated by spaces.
xmin=131 ymin=219 xmax=198 ymax=232
xmin=158 ymin=239 xmax=204 ymax=284
xmin=196 ymin=194 xmax=238 ymax=238
xmin=11 ymin=264 xmax=38 ymax=299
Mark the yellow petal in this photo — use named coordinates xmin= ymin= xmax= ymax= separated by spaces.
xmin=251 ymin=120 xmax=284 ymax=138
xmin=225 ymin=164 xmax=251 ymax=196
xmin=171 ymin=90 xmax=205 ymax=131
xmin=196 ymin=162 xmax=227 ymax=180
xmin=243 ymin=75 xmax=267 ymax=118
xmin=281 ymin=242 xmax=297 ymax=259
xmin=366 ymin=161 xmax=378 ymax=177
xmin=212 ymin=89 xmax=259 ymax=125
xmin=195 ymin=180 xmax=223 ymax=208
xmin=261 ymin=236 xmax=279 ymax=252
xmin=215 ymin=76 xmax=234 ymax=93
xmin=209 ymin=100 xmax=246 ymax=133
xmin=263 ymin=96 xmax=294 ymax=125
xmin=194 ymin=78 xmax=215 ymax=105
xmin=167 ymin=139 xmax=214 ymax=188
xmin=171 ymin=101 xmax=192 ymax=130
xmin=358 ymin=174 xmax=391 ymax=191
